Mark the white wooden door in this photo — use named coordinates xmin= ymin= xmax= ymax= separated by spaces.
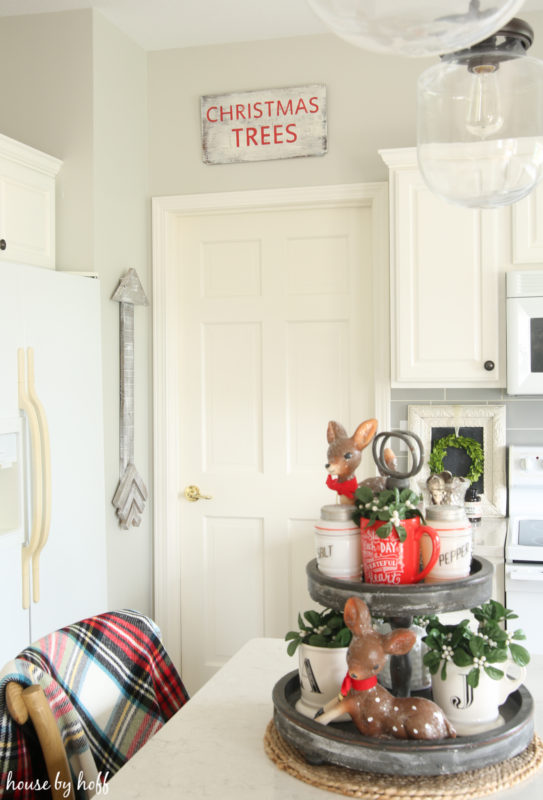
xmin=176 ymin=205 xmax=377 ymax=691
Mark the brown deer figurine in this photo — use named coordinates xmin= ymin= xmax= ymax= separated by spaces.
xmin=325 ymin=419 xmax=378 ymax=503
xmin=315 ymin=597 xmax=456 ymax=740
xmin=359 ymin=446 xmax=398 ymax=494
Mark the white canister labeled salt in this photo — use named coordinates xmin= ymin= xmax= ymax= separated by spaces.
xmin=421 ymin=505 xmax=472 ymax=583
xmin=315 ymin=504 xmax=361 ymax=581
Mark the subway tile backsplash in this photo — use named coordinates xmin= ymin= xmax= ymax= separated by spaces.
xmin=506 ymin=429 xmax=543 ymax=446
xmin=390 ymin=388 xmax=543 ymax=449
xmin=506 ymin=401 xmax=543 ymax=430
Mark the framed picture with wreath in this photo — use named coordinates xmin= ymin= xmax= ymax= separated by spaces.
xmin=407 ymin=405 xmax=506 ymax=517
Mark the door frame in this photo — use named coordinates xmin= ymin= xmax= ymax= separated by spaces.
xmin=152 ymin=183 xmax=390 ymax=670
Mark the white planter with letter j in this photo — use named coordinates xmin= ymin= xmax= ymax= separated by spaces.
xmin=431 ymin=660 xmax=526 ymax=736
xmin=296 ymin=643 xmax=349 ymax=721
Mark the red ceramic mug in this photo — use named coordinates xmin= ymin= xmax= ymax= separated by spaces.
xmin=360 ymin=517 xmax=440 ymax=585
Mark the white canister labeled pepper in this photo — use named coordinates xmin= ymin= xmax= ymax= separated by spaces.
xmin=421 ymin=504 xmax=472 ymax=583
xmin=315 ymin=504 xmax=361 ymax=581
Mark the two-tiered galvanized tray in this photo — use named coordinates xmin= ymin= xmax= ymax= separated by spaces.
xmin=272 ymin=557 xmax=535 ymax=776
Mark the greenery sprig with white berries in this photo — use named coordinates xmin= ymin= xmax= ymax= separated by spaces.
xmin=353 ymin=485 xmax=424 ymax=543
xmin=285 ymin=607 xmax=352 ymax=656
xmin=421 ymin=600 xmax=530 ymax=689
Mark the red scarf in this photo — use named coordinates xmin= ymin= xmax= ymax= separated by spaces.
xmin=340 ymin=673 xmax=377 ymax=696
xmin=326 ymin=475 xmax=358 ymax=500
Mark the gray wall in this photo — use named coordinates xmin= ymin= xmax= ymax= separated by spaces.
xmin=92 ymin=11 xmax=151 ymax=613
xmin=0 ymin=9 xmax=151 ymax=615
xmin=148 ymin=12 xmax=543 ymax=198
xmin=147 ymin=33 xmax=431 ymax=197
xmin=0 ymin=11 xmax=94 ymax=270
xmin=3 ymin=8 xmax=543 ymax=618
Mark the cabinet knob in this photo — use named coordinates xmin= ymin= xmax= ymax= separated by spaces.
xmin=0 ymin=239 xmax=6 ymax=251
xmin=484 ymin=360 xmax=495 ymax=371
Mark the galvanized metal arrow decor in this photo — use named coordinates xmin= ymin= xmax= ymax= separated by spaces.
xmin=111 ymin=268 xmax=149 ymax=529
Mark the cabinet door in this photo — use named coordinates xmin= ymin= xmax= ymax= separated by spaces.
xmin=512 ymin=182 xmax=543 ymax=264
xmin=389 ymin=167 xmax=505 ymax=387
xmin=0 ymin=136 xmax=61 ymax=269
xmin=0 ymin=166 xmax=56 ymax=268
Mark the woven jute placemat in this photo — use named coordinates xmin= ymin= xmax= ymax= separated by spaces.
xmin=264 ymin=720 xmax=543 ymax=799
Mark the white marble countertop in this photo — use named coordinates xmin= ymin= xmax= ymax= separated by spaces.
xmin=105 ymin=637 xmax=543 ymax=800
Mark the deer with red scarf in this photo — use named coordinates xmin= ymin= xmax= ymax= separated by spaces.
xmin=315 ymin=597 xmax=456 ymax=740
xmin=325 ymin=419 xmax=377 ymax=503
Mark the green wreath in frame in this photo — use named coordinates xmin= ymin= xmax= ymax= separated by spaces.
xmin=428 ymin=434 xmax=484 ymax=484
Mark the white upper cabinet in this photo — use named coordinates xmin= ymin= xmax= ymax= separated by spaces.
xmin=380 ymin=147 xmax=507 ymax=388
xmin=0 ymin=133 xmax=62 ymax=269
xmin=512 ymin=183 xmax=543 ymax=263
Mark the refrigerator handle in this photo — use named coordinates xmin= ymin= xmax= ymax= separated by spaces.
xmin=18 ymin=348 xmax=43 ymax=610
xmin=27 ymin=347 xmax=52 ymax=605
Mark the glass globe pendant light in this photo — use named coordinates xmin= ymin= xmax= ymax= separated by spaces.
xmin=306 ymin=0 xmax=526 ymax=58
xmin=417 ymin=19 xmax=543 ymax=208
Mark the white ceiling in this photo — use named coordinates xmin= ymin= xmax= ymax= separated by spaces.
xmin=0 ymin=0 xmax=543 ymax=52
xmin=0 ymin=0 xmax=328 ymax=51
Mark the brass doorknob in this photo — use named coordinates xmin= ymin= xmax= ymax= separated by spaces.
xmin=184 ymin=484 xmax=213 ymax=502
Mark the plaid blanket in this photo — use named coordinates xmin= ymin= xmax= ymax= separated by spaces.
xmin=0 ymin=610 xmax=189 ymax=799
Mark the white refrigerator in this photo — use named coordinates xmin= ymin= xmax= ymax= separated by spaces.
xmin=0 ymin=261 xmax=107 ymax=666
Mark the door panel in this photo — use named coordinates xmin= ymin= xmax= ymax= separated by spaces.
xmin=202 ymin=239 xmax=262 ymax=297
xmin=204 ymin=516 xmax=265 ymax=663
xmin=288 ymin=517 xmax=319 ymax=623
xmin=287 ymin=320 xmax=350 ymax=471
xmin=177 ymin=205 xmax=374 ymax=691
xmin=286 ymin=234 xmax=349 ymax=294
xmin=203 ymin=322 xmax=262 ymax=472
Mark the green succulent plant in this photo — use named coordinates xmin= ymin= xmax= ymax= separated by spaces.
xmin=353 ymin=485 xmax=424 ymax=542
xmin=285 ymin=607 xmax=352 ymax=657
xmin=421 ymin=599 xmax=530 ymax=690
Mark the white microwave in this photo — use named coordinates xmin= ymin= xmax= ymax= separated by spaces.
xmin=507 ymin=269 xmax=543 ymax=395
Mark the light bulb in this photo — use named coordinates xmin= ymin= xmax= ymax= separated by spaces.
xmin=465 ymin=65 xmax=504 ymax=138
xmin=417 ymin=18 xmax=543 ymax=208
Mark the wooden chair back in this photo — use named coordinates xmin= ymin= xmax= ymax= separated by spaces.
xmin=6 ymin=681 xmax=75 ymax=800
